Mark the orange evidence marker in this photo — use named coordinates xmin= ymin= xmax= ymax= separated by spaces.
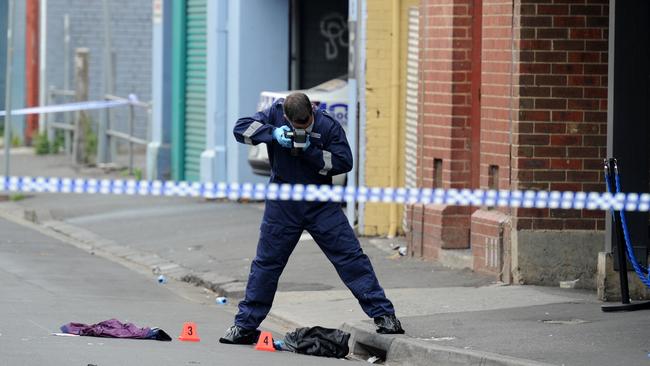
xmin=254 ymin=331 xmax=275 ymax=352
xmin=178 ymin=322 xmax=200 ymax=342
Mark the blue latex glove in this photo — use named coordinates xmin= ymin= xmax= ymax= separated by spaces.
xmin=302 ymin=135 xmax=311 ymax=150
xmin=272 ymin=126 xmax=292 ymax=148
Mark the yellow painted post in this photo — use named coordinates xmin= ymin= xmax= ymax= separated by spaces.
xmin=363 ymin=0 xmax=417 ymax=236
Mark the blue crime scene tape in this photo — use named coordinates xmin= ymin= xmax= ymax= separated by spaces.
xmin=2 ymin=99 xmax=649 ymax=212
xmin=0 ymin=99 xmax=130 ymax=117
xmin=1 ymin=176 xmax=650 ymax=212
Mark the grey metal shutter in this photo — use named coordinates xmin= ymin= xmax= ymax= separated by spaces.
xmin=403 ymin=6 xmax=419 ymax=231
xmin=184 ymin=0 xmax=207 ymax=181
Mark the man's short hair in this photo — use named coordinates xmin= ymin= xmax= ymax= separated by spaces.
xmin=283 ymin=92 xmax=312 ymax=125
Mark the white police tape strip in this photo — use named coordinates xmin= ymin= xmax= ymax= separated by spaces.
xmin=0 ymin=99 xmax=131 ymax=117
xmin=1 ymin=176 xmax=650 ymax=212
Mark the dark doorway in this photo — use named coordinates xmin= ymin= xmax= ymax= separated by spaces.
xmin=609 ymin=0 xmax=650 ymax=268
xmin=290 ymin=0 xmax=348 ymax=89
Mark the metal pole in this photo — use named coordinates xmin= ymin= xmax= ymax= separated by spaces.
xmin=46 ymin=85 xmax=53 ymax=143
xmin=63 ymin=14 xmax=69 ymax=98
xmin=357 ymin=0 xmax=367 ymax=234
xmin=3 ymin=0 xmax=16 ymax=176
xmin=63 ymin=14 xmax=70 ymax=153
xmin=610 ymin=159 xmax=630 ymax=304
xmin=128 ymin=104 xmax=134 ymax=175
xmin=99 ymin=0 xmax=115 ymax=164
xmin=102 ymin=0 xmax=115 ymax=95
xmin=38 ymin=0 xmax=47 ymax=134
xmin=73 ymin=48 xmax=89 ymax=165
xmin=346 ymin=0 xmax=358 ymax=229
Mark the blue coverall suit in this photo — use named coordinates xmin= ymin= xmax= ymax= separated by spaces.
xmin=232 ymin=99 xmax=396 ymax=330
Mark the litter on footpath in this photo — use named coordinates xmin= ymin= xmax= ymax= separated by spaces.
xmin=367 ymin=355 xmax=381 ymax=363
xmin=273 ymin=339 xmax=285 ymax=350
xmin=60 ymin=319 xmax=172 ymax=341
xmin=157 ymin=275 xmax=167 ymax=284
xmin=559 ymin=279 xmax=579 ymax=289
xmin=390 ymin=244 xmax=407 ymax=257
xmin=51 ymin=333 xmax=79 ymax=337
xmin=215 ymin=296 xmax=228 ymax=305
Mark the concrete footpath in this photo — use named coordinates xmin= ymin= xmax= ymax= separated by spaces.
xmin=2 ymin=149 xmax=650 ymax=365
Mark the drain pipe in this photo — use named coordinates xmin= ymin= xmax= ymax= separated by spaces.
xmin=357 ymin=0 xmax=367 ymax=235
xmin=38 ymin=0 xmax=47 ymax=134
xmin=346 ymin=0 xmax=358 ymax=229
xmin=387 ymin=0 xmax=400 ymax=238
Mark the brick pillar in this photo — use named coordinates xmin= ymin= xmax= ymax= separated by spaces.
xmin=470 ymin=0 xmax=516 ymax=279
xmin=468 ymin=0 xmax=608 ymax=284
xmin=511 ymin=1 xmax=609 ymax=287
xmin=514 ymin=1 xmax=608 ymax=231
xmin=409 ymin=0 xmax=475 ymax=259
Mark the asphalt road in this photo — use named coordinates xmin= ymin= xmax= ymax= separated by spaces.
xmin=0 ymin=217 xmax=353 ymax=366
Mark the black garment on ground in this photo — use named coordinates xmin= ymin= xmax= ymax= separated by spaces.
xmin=283 ymin=326 xmax=350 ymax=358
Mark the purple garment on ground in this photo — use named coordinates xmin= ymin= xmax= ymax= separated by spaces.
xmin=60 ymin=318 xmax=170 ymax=341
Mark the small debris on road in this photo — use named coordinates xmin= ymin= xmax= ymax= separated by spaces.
xmin=367 ymin=355 xmax=381 ymax=363
xmin=559 ymin=279 xmax=579 ymax=288
xmin=51 ymin=333 xmax=79 ymax=337
xmin=419 ymin=336 xmax=456 ymax=341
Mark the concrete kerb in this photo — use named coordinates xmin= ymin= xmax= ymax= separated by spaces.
xmin=341 ymin=323 xmax=557 ymax=366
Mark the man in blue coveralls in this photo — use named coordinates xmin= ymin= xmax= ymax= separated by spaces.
xmin=220 ymin=92 xmax=404 ymax=345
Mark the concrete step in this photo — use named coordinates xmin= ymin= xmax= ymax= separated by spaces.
xmin=438 ymin=248 xmax=473 ymax=270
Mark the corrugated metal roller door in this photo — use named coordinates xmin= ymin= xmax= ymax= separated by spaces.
xmin=184 ymin=0 xmax=207 ymax=181
xmin=403 ymin=6 xmax=419 ymax=231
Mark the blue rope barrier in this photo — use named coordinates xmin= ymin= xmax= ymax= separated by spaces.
xmin=609 ymin=169 xmax=650 ymax=287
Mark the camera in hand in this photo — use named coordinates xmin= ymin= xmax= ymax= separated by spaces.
xmin=284 ymin=129 xmax=308 ymax=156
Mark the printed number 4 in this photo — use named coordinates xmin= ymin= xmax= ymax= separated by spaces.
xmin=263 ymin=336 xmax=269 ymax=345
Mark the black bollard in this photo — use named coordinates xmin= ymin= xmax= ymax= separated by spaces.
xmin=602 ymin=158 xmax=650 ymax=312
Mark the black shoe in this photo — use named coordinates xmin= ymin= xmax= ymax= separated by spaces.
xmin=374 ymin=314 xmax=405 ymax=334
xmin=219 ymin=325 xmax=261 ymax=345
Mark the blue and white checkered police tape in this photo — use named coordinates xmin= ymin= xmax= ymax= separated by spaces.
xmin=0 ymin=99 xmax=130 ymax=117
xmin=1 ymin=176 xmax=650 ymax=212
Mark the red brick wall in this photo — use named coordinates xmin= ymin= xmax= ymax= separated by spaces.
xmin=413 ymin=0 xmax=477 ymax=256
xmin=513 ymin=0 xmax=608 ymax=231
xmin=419 ymin=0 xmax=474 ymax=189
xmin=410 ymin=0 xmax=608 ymax=268
xmin=480 ymin=0 xmax=516 ymax=192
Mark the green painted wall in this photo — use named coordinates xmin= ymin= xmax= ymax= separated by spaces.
xmin=183 ymin=0 xmax=207 ymax=181
xmin=170 ymin=0 xmax=207 ymax=182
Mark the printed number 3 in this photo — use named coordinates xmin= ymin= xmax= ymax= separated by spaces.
xmin=188 ymin=326 xmax=193 ymax=335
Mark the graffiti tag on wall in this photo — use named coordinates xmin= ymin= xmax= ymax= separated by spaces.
xmin=320 ymin=13 xmax=348 ymax=61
